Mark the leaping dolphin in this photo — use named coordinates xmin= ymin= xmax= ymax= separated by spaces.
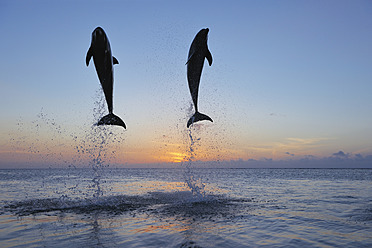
xmin=86 ymin=27 xmax=126 ymax=129
xmin=186 ymin=28 xmax=213 ymax=128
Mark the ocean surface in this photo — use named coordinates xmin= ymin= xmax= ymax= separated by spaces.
xmin=0 ymin=168 xmax=371 ymax=248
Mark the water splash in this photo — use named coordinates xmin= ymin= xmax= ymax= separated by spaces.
xmin=74 ymin=90 xmax=124 ymax=200
xmin=9 ymin=89 xmax=124 ymax=201
xmin=181 ymin=102 xmax=206 ymax=199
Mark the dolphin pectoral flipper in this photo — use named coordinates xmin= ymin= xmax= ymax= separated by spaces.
xmin=206 ymin=49 xmax=213 ymax=66
xmin=113 ymin=56 xmax=119 ymax=65
xmin=185 ymin=52 xmax=195 ymax=65
xmin=97 ymin=113 xmax=126 ymax=129
xmin=86 ymin=47 xmax=93 ymax=66
xmin=187 ymin=111 xmax=213 ymax=128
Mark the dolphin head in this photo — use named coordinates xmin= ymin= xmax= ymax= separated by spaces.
xmin=195 ymin=28 xmax=209 ymax=45
xmin=199 ymin=28 xmax=209 ymax=37
xmin=92 ymin=27 xmax=107 ymax=46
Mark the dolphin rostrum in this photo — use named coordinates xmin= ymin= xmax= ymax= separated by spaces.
xmin=186 ymin=28 xmax=213 ymax=128
xmin=86 ymin=27 xmax=126 ymax=129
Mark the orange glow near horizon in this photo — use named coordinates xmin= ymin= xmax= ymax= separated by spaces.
xmin=2 ymin=131 xmax=331 ymax=167
xmin=1 ymin=129 xmax=250 ymax=167
xmin=1 ymin=115 xmax=340 ymax=168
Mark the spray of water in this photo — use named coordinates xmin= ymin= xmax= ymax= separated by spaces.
xmin=181 ymin=102 xmax=206 ymax=199
xmin=76 ymin=90 xmax=123 ymax=200
xmin=8 ymin=87 xmax=125 ymax=203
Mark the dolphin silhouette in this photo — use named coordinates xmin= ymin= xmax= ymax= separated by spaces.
xmin=186 ymin=28 xmax=213 ymax=128
xmin=86 ymin=27 xmax=126 ymax=129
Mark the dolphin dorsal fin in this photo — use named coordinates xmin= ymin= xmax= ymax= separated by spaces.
xmin=206 ymin=49 xmax=213 ymax=66
xmin=113 ymin=56 xmax=119 ymax=65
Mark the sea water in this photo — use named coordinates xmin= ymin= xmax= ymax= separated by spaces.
xmin=0 ymin=168 xmax=371 ymax=248
xmin=2 ymin=100 xmax=371 ymax=247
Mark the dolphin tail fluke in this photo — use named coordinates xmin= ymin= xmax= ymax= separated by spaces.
xmin=187 ymin=112 xmax=213 ymax=128
xmin=97 ymin=113 xmax=126 ymax=129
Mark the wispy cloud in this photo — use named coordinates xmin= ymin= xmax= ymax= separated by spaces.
xmin=285 ymin=137 xmax=330 ymax=147
xmin=241 ymin=137 xmax=332 ymax=160
xmin=196 ymin=151 xmax=372 ymax=169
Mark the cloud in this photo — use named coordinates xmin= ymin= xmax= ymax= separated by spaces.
xmin=286 ymin=137 xmax=330 ymax=147
xmin=2 ymin=150 xmax=372 ymax=169
xmin=242 ymin=137 xmax=330 ymax=158
xmin=332 ymin=150 xmax=349 ymax=158
xmin=285 ymin=152 xmax=295 ymax=156
xmin=205 ymin=151 xmax=372 ymax=169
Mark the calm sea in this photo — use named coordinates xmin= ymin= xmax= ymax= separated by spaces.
xmin=0 ymin=168 xmax=371 ymax=247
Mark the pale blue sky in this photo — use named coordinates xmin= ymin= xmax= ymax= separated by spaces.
xmin=1 ymin=0 xmax=372 ymax=167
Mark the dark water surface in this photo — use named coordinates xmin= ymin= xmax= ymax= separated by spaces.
xmin=0 ymin=168 xmax=371 ymax=247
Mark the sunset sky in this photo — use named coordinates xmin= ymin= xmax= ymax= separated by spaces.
xmin=1 ymin=0 xmax=372 ymax=168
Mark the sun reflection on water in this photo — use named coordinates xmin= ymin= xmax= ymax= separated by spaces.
xmin=110 ymin=180 xmax=229 ymax=196
xmin=131 ymin=222 xmax=190 ymax=234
